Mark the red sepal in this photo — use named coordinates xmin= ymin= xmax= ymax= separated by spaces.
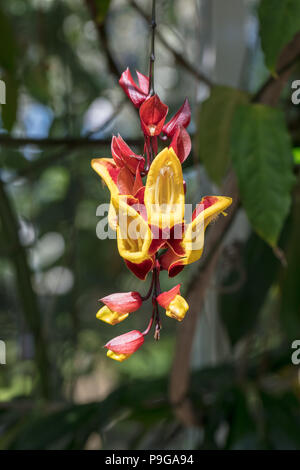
xmin=111 ymin=134 xmax=145 ymax=174
xmin=119 ymin=68 xmax=149 ymax=108
xmin=162 ymin=98 xmax=191 ymax=137
xmin=139 ymin=95 xmax=168 ymax=137
xmin=169 ymin=127 xmax=191 ymax=163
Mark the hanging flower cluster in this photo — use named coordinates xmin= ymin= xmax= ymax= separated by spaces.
xmin=92 ymin=68 xmax=232 ymax=362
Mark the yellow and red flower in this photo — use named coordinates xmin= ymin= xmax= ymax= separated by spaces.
xmin=92 ymin=146 xmax=232 ymax=280
xmin=92 ymin=67 xmax=233 ymax=362
xmin=96 ymin=291 xmax=142 ymax=325
xmin=105 ymin=330 xmax=145 ymax=362
xmin=157 ymin=284 xmax=189 ymax=322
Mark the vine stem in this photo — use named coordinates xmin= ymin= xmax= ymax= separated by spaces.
xmin=148 ymin=0 xmax=156 ymax=96
xmin=141 ymin=268 xmax=155 ymax=301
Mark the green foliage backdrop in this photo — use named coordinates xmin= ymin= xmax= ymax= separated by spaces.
xmin=0 ymin=0 xmax=299 ymax=450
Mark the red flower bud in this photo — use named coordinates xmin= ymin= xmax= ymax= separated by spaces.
xmin=169 ymin=126 xmax=191 ymax=163
xmin=139 ymin=95 xmax=168 ymax=137
xmin=105 ymin=330 xmax=144 ymax=355
xmin=162 ymin=98 xmax=191 ymax=138
xmin=119 ymin=68 xmax=149 ymax=108
xmin=157 ymin=284 xmax=181 ymax=309
xmin=100 ymin=291 xmax=142 ymax=314
xmin=111 ymin=134 xmax=145 ymax=174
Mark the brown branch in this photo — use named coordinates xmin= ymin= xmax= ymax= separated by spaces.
xmin=129 ymin=0 xmax=214 ymax=88
xmin=0 ymin=135 xmax=142 ymax=149
xmin=84 ymin=0 xmax=122 ymax=81
xmin=169 ymin=34 xmax=300 ymax=427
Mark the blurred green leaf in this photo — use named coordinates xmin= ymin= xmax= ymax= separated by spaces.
xmin=23 ymin=64 xmax=49 ymax=105
xmin=293 ymin=147 xmax=300 ymax=164
xmin=260 ymin=391 xmax=300 ymax=449
xmin=258 ymin=0 xmax=300 ymax=72
xmin=95 ymin=0 xmax=111 ymax=23
xmin=1 ymin=72 xmax=18 ymax=132
xmin=198 ymin=86 xmax=248 ymax=185
xmin=225 ymin=388 xmax=260 ymax=450
xmin=231 ymin=103 xmax=295 ymax=247
xmin=0 ymin=7 xmax=17 ymax=72
xmin=279 ymin=178 xmax=300 ymax=339
xmin=220 ymin=233 xmax=280 ymax=345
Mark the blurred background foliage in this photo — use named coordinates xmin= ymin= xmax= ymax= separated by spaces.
xmin=0 ymin=0 xmax=299 ymax=450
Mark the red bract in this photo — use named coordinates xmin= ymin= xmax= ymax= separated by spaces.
xmin=162 ymin=98 xmax=191 ymax=137
xmin=119 ymin=68 xmax=149 ymax=108
xmin=101 ymin=292 xmax=142 ymax=314
xmin=169 ymin=126 xmax=191 ymax=163
xmin=111 ymin=134 xmax=145 ymax=174
xmin=139 ymin=94 xmax=168 ymax=136
xmin=157 ymin=284 xmax=181 ymax=309
xmin=105 ymin=330 xmax=144 ymax=354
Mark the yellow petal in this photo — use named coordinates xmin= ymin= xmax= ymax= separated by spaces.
xmin=96 ymin=306 xmax=129 ymax=325
xmin=112 ymin=195 xmax=153 ymax=264
xmin=107 ymin=349 xmax=131 ymax=362
xmin=144 ymin=147 xmax=185 ymax=229
xmin=91 ymin=158 xmax=120 ymax=231
xmin=182 ymin=196 xmax=233 ymax=265
xmin=166 ymin=295 xmax=189 ymax=322
xmin=108 ymin=200 xmax=118 ymax=231
xmin=91 ymin=158 xmax=119 ymax=196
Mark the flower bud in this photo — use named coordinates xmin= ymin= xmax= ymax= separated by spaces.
xmin=100 ymin=291 xmax=142 ymax=314
xmin=157 ymin=284 xmax=189 ymax=322
xmin=105 ymin=330 xmax=144 ymax=361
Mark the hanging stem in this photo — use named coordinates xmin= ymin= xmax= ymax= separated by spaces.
xmin=141 ymin=268 xmax=155 ymax=301
xmin=142 ymin=305 xmax=155 ymax=335
xmin=148 ymin=0 xmax=156 ymax=96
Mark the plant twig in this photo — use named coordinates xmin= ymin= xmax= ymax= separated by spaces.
xmin=129 ymin=0 xmax=214 ymax=88
xmin=148 ymin=0 xmax=156 ymax=95
xmin=84 ymin=0 xmax=122 ymax=80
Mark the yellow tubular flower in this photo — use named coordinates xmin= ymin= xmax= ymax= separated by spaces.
xmin=96 ymin=306 xmax=129 ymax=325
xmin=106 ymin=350 xmax=131 ymax=362
xmin=112 ymin=195 xmax=153 ymax=264
xmin=166 ymin=295 xmax=189 ymax=322
xmin=144 ymin=147 xmax=185 ymax=229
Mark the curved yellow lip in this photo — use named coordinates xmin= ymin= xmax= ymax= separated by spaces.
xmin=112 ymin=195 xmax=153 ymax=264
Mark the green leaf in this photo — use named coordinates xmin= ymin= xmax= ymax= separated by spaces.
xmin=198 ymin=86 xmax=248 ymax=185
xmin=258 ymin=0 xmax=300 ymax=72
xmin=1 ymin=72 xmax=18 ymax=132
xmin=231 ymin=103 xmax=295 ymax=247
